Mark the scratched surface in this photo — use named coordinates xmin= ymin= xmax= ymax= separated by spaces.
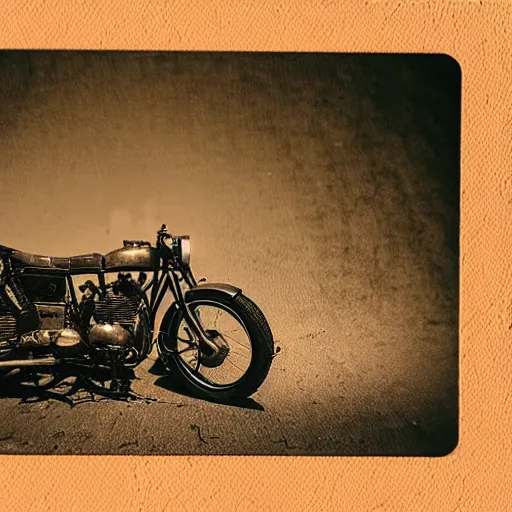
xmin=0 ymin=51 xmax=459 ymax=456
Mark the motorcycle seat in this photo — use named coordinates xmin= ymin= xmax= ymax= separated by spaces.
xmin=11 ymin=250 xmax=104 ymax=272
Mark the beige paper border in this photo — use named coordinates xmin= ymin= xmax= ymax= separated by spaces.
xmin=0 ymin=1 xmax=509 ymax=510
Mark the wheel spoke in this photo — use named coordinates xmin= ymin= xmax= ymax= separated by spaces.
xmin=221 ymin=332 xmax=251 ymax=350
xmin=224 ymin=357 xmax=245 ymax=372
xmin=228 ymin=348 xmax=250 ymax=359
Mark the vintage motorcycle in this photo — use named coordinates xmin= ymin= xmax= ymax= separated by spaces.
xmin=0 ymin=224 xmax=275 ymax=401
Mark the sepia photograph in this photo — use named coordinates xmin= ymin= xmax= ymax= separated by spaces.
xmin=0 ymin=50 xmax=460 ymax=456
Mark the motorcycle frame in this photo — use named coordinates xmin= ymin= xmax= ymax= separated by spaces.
xmin=59 ymin=261 xmax=196 ymax=328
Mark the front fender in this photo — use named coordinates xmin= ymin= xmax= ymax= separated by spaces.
xmin=158 ymin=282 xmax=242 ymax=338
xmin=185 ymin=282 xmax=242 ymax=301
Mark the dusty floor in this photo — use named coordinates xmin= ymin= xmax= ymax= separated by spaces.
xmin=0 ymin=52 xmax=459 ymax=455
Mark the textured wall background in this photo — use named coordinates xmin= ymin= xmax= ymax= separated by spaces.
xmin=0 ymin=0 xmax=510 ymax=510
xmin=0 ymin=51 xmax=459 ymax=457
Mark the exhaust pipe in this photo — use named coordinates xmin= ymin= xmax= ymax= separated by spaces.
xmin=0 ymin=356 xmax=59 ymax=368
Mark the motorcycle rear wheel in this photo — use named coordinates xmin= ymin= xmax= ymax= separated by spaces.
xmin=158 ymin=290 xmax=274 ymax=401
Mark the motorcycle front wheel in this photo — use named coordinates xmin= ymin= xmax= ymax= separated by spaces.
xmin=157 ymin=290 xmax=274 ymax=401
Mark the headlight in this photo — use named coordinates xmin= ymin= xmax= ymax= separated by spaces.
xmin=0 ymin=257 xmax=4 ymax=279
xmin=174 ymin=236 xmax=191 ymax=267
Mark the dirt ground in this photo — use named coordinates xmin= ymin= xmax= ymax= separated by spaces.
xmin=0 ymin=51 xmax=459 ymax=455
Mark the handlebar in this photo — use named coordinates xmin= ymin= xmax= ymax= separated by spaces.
xmin=123 ymin=225 xmax=172 ymax=251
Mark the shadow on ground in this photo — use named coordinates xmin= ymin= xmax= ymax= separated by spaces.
xmin=148 ymin=358 xmax=265 ymax=411
xmin=0 ymin=359 xmax=265 ymax=412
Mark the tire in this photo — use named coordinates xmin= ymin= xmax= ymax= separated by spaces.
xmin=157 ymin=290 xmax=274 ymax=401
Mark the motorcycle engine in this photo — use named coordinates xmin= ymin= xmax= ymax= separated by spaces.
xmin=81 ymin=273 xmax=152 ymax=365
xmin=0 ymin=302 xmax=17 ymax=343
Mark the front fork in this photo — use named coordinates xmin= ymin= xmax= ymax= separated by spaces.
xmin=161 ymin=267 xmax=229 ymax=359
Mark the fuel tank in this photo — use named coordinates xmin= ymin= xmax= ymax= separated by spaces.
xmin=104 ymin=246 xmax=159 ymax=272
